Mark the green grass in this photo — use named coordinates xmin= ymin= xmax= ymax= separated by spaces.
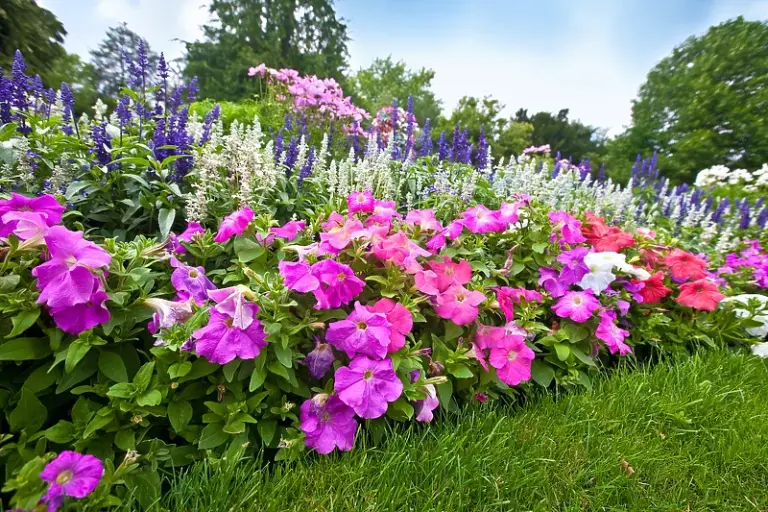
xmin=122 ymin=350 xmax=768 ymax=511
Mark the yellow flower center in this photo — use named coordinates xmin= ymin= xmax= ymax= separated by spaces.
xmin=56 ymin=470 xmax=74 ymax=485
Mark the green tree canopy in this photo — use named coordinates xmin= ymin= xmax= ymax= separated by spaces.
xmin=0 ymin=0 xmax=66 ymax=84
xmin=514 ymin=108 xmax=605 ymax=162
xmin=89 ymin=23 xmax=159 ymax=97
xmin=610 ymin=16 xmax=768 ymax=183
xmin=184 ymin=0 xmax=349 ymax=101
xmin=347 ymin=56 xmax=442 ymax=124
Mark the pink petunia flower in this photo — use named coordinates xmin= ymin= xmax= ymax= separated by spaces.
xmin=50 ymin=286 xmax=111 ymax=335
xmin=434 ymin=284 xmax=486 ymax=325
xmin=207 ymin=285 xmax=255 ymax=329
xmin=372 ymin=231 xmax=430 ymax=271
xmin=460 ymin=205 xmax=505 ymax=234
xmin=326 ymin=302 xmax=392 ymax=359
xmin=0 ymin=193 xmax=65 ymax=237
xmin=429 ymin=256 xmax=472 ymax=292
xmin=32 ymin=226 xmax=111 ymax=310
xmin=369 ymin=298 xmax=413 ymax=352
xmin=300 ymin=394 xmax=357 ymax=454
xmin=368 ymin=200 xmax=401 ymax=225
xmin=310 ymin=259 xmax=365 ymax=309
xmin=595 ymin=310 xmax=631 ymax=355
xmin=538 ymin=267 xmax=569 ymax=298
xmin=146 ymin=297 xmax=195 ymax=334
xmin=192 ymin=304 xmax=268 ymax=365
xmin=170 ymin=222 xmax=205 ymax=254
xmin=279 ymin=260 xmax=320 ymax=293
xmin=414 ymin=384 xmax=440 ymax=422
xmin=404 ymin=209 xmax=443 ymax=232
xmin=214 ymin=207 xmax=254 ymax=243
xmin=0 ymin=210 xmax=50 ymax=240
xmin=548 ymin=211 xmax=587 ymax=244
xmin=488 ymin=333 xmax=535 ymax=386
xmin=347 ymin=190 xmax=375 ymax=214
xmin=170 ymin=257 xmax=216 ymax=305
xmin=497 ymin=202 xmax=521 ymax=225
xmin=319 ymin=217 xmax=368 ymax=250
xmin=40 ymin=451 xmax=104 ymax=511
xmin=551 ymin=290 xmax=601 ymax=323
xmin=270 ymin=220 xmax=306 ymax=241
xmin=494 ymin=287 xmax=542 ymax=322
xmin=334 ymin=356 xmax=403 ymax=419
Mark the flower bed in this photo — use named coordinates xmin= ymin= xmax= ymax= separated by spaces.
xmin=1 ymin=50 xmax=768 ymax=511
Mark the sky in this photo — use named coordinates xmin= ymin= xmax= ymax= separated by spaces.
xmin=37 ymin=0 xmax=768 ymax=135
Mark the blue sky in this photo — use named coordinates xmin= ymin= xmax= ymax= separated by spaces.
xmin=37 ymin=0 xmax=768 ymax=134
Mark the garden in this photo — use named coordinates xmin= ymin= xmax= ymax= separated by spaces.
xmin=1 ymin=2 xmax=768 ymax=511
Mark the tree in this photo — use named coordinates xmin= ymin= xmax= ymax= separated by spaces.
xmin=90 ymin=23 xmax=159 ymax=96
xmin=612 ymin=17 xmax=768 ymax=183
xmin=514 ymin=108 xmax=605 ymax=162
xmin=347 ymin=56 xmax=442 ymax=124
xmin=48 ymin=53 xmax=101 ymax=114
xmin=0 ymin=0 xmax=66 ymax=84
xmin=184 ymin=0 xmax=349 ymax=101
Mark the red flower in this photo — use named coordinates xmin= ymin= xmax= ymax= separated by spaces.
xmin=640 ymin=248 xmax=662 ymax=269
xmin=663 ymin=249 xmax=708 ymax=281
xmin=637 ymin=272 xmax=672 ymax=304
xmin=675 ymin=279 xmax=725 ymax=311
xmin=581 ymin=212 xmax=636 ymax=252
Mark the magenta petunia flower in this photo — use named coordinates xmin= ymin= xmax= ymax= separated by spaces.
xmin=319 ymin=217 xmax=368 ymax=250
xmin=488 ymin=333 xmax=535 ymax=386
xmin=538 ymin=267 xmax=569 ymax=298
xmin=548 ymin=210 xmax=586 ymax=244
xmin=415 ymin=269 xmax=440 ymax=295
xmin=309 ymin=259 xmax=365 ymax=309
xmin=326 ymin=302 xmax=392 ymax=359
xmin=497 ymin=201 xmax=521 ymax=225
xmin=347 ymin=190 xmax=375 ymax=214
xmin=214 ymin=207 xmax=254 ymax=243
xmin=369 ymin=298 xmax=413 ymax=352
xmin=404 ymin=209 xmax=443 ymax=232
xmin=170 ymin=222 xmax=205 ymax=254
xmin=300 ymin=394 xmax=357 ymax=454
xmin=430 ymin=256 xmax=472 ymax=292
xmin=192 ymin=304 xmax=267 ymax=364
xmin=460 ymin=205 xmax=505 ymax=234
xmin=434 ymin=284 xmax=486 ymax=325
xmin=0 ymin=193 xmax=65 ymax=237
xmin=170 ymin=257 xmax=216 ymax=305
xmin=146 ymin=297 xmax=195 ymax=334
xmin=279 ymin=260 xmax=320 ymax=293
xmin=445 ymin=220 xmax=465 ymax=239
xmin=334 ymin=356 xmax=403 ymax=419
xmin=270 ymin=220 xmax=306 ymax=241
xmin=368 ymin=200 xmax=401 ymax=225
xmin=414 ymin=384 xmax=440 ymax=422
xmin=552 ymin=290 xmax=601 ymax=323
xmin=1 ymin=210 xmax=50 ymax=240
xmin=40 ymin=451 xmax=104 ymax=511
xmin=306 ymin=341 xmax=336 ymax=379
xmin=207 ymin=285 xmax=255 ymax=329
xmin=50 ymin=287 xmax=110 ymax=335
xmin=426 ymin=233 xmax=447 ymax=252
xmin=494 ymin=287 xmax=542 ymax=322
xmin=32 ymin=226 xmax=111 ymax=310
xmin=595 ymin=310 xmax=631 ymax=355
xmin=372 ymin=231 xmax=430 ymax=271
xmin=556 ymin=247 xmax=590 ymax=284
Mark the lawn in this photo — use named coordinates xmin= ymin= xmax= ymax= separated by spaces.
xmin=118 ymin=349 xmax=768 ymax=511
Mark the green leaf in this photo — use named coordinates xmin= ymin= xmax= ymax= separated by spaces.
xmin=6 ymin=310 xmax=40 ymax=338
xmin=168 ymin=361 xmax=192 ymax=379
xmin=554 ymin=343 xmax=571 ymax=361
xmin=564 ymin=323 xmax=589 ymax=343
xmin=98 ymin=351 xmax=129 ymax=382
xmin=45 ymin=421 xmax=76 ymax=444
xmin=120 ymin=173 xmax=151 ymax=188
xmin=84 ymin=412 xmax=113 ymax=438
xmin=56 ymin=351 xmax=98 ymax=393
xmin=23 ymin=365 xmax=60 ymax=393
xmin=133 ymin=361 xmax=156 ymax=393
xmin=65 ymin=339 xmax=91 ymax=373
xmin=447 ymin=363 xmax=474 ymax=379
xmin=257 ymin=420 xmax=277 ymax=445
xmin=124 ymin=467 xmax=161 ymax=511
xmin=115 ymin=429 xmax=136 ymax=451
xmin=571 ymin=346 xmax=597 ymax=367
xmin=233 ymin=236 xmax=265 ymax=263
xmin=436 ymin=380 xmax=455 ymax=412
xmin=274 ymin=343 xmax=293 ymax=368
xmin=387 ymin=397 xmax=414 ymax=421
xmin=9 ymin=387 xmax=47 ymax=434
xmin=158 ymin=208 xmax=176 ymax=239
xmin=168 ymin=401 xmax=193 ymax=433
xmin=444 ymin=321 xmax=463 ymax=341
xmin=107 ymin=382 xmax=137 ymax=399
xmin=223 ymin=360 xmax=241 ymax=382
xmin=0 ymin=337 xmax=51 ymax=361
xmin=531 ymin=360 xmax=556 ymax=387
xmin=198 ymin=423 xmax=229 ymax=449
xmin=532 ymin=242 xmax=548 ymax=254
xmin=136 ymin=389 xmax=162 ymax=407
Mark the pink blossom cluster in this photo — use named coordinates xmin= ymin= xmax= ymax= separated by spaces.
xmin=371 ymin=105 xmax=418 ymax=144
xmin=717 ymin=240 xmax=768 ymax=288
xmin=522 ymin=144 xmax=551 ymax=154
xmin=248 ymin=64 xmax=368 ymax=123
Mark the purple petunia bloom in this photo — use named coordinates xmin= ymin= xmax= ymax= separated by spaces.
xmin=279 ymin=260 xmax=320 ymax=293
xmin=538 ymin=267 xmax=569 ymax=298
xmin=40 ymin=451 xmax=104 ymax=511
xmin=207 ymin=285 xmax=255 ymax=329
xmin=548 ymin=211 xmax=586 ymax=244
xmin=170 ymin=257 xmax=216 ymax=305
xmin=334 ymin=356 xmax=403 ymax=419
xmin=32 ymin=226 xmax=111 ymax=310
xmin=192 ymin=304 xmax=267 ymax=365
xmin=414 ymin=383 xmax=440 ymax=422
xmin=552 ymin=291 xmax=601 ymax=323
xmin=270 ymin=220 xmax=306 ymax=241
xmin=214 ymin=207 xmax=254 ymax=243
xmin=50 ymin=287 xmax=110 ymax=335
xmin=0 ymin=193 xmax=65 ymax=237
xmin=300 ymin=394 xmax=357 ymax=454
xmin=309 ymin=259 xmax=365 ymax=309
xmin=170 ymin=222 xmax=205 ymax=254
xmin=595 ymin=310 xmax=631 ymax=355
xmin=326 ymin=302 xmax=392 ymax=360
xmin=306 ymin=341 xmax=336 ymax=379
xmin=556 ymin=247 xmax=590 ymax=284
xmin=146 ymin=297 xmax=195 ymax=334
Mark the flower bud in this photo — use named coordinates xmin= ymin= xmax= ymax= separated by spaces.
xmin=306 ymin=342 xmax=335 ymax=379
xmin=428 ymin=360 xmax=444 ymax=377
